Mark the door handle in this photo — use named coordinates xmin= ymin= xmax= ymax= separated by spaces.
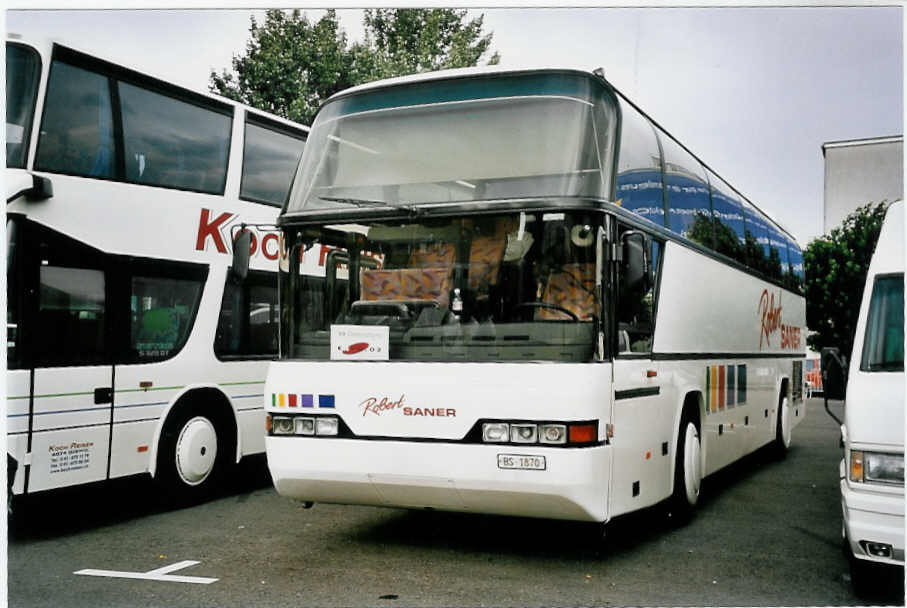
xmin=94 ymin=387 xmax=113 ymax=404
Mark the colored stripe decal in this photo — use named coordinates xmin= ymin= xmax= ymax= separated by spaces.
xmin=727 ymin=365 xmax=736 ymax=408
xmin=737 ymin=364 xmax=747 ymax=404
xmin=718 ymin=365 xmax=726 ymax=410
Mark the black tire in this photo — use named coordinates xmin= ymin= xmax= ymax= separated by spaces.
xmin=668 ymin=413 xmax=701 ymax=524
xmin=848 ymin=550 xmax=874 ymax=598
xmin=155 ymin=406 xmax=233 ymax=505
xmin=772 ymin=391 xmax=792 ymax=459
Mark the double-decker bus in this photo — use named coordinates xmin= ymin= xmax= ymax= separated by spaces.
xmin=6 ymin=36 xmax=308 ymax=502
xmin=252 ymin=66 xmax=806 ymax=524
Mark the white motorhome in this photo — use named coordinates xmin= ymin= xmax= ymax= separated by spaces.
xmin=823 ymin=200 xmax=904 ymax=594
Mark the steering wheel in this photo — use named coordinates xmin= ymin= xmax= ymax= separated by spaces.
xmin=513 ymin=302 xmax=579 ymax=321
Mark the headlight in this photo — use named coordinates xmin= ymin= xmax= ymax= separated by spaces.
xmin=851 ymin=450 xmax=904 ymax=485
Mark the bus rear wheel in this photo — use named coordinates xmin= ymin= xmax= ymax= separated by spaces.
xmin=773 ymin=394 xmax=792 ymax=459
xmin=669 ymin=416 xmax=701 ymax=523
xmin=156 ymin=408 xmax=230 ymax=504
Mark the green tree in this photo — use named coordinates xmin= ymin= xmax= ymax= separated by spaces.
xmin=804 ymin=201 xmax=890 ymax=357
xmin=210 ymin=9 xmax=499 ymax=125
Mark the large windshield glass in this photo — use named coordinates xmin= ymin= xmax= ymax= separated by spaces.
xmin=860 ymin=274 xmax=904 ymax=372
xmin=281 ymin=210 xmax=603 ymax=362
xmin=287 ymin=72 xmax=616 ymax=211
xmin=6 ymin=43 xmax=41 ymax=169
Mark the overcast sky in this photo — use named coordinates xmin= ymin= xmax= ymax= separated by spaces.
xmin=6 ymin=7 xmax=903 ymax=243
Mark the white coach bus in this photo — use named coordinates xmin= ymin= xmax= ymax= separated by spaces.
xmin=6 ymin=36 xmax=308 ymax=502
xmin=250 ymin=66 xmax=806 ymax=524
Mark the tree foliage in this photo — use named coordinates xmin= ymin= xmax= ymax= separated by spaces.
xmin=210 ymin=9 xmax=499 ymax=125
xmin=804 ymin=201 xmax=890 ymax=357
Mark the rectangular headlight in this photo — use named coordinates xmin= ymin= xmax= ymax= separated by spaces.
xmin=315 ymin=417 xmax=339 ymax=436
xmin=482 ymin=423 xmax=509 ymax=443
xmin=864 ymin=452 xmax=904 ymax=485
xmin=295 ymin=417 xmax=315 ymax=436
xmin=538 ymin=424 xmax=567 ymax=444
xmin=510 ymin=424 xmax=538 ymax=443
xmin=272 ymin=416 xmax=295 ymax=435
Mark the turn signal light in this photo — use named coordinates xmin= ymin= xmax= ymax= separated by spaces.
xmin=850 ymin=450 xmax=864 ymax=483
xmin=568 ymin=423 xmax=597 ymax=444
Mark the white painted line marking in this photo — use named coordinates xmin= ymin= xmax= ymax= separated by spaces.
xmin=74 ymin=560 xmax=218 ymax=584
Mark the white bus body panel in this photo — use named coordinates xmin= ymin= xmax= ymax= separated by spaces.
xmin=267 ymin=362 xmax=613 ymax=521
xmin=841 ymin=200 xmax=904 ymax=566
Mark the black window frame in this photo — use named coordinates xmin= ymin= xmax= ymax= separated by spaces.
xmin=33 ymin=44 xmax=234 ymax=196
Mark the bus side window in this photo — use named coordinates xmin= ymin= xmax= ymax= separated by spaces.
xmin=240 ymin=118 xmax=307 ymax=206
xmin=617 ymin=228 xmax=660 ymax=354
xmin=130 ymin=274 xmax=204 ymax=363
xmin=32 ymin=225 xmax=109 ymax=366
xmin=34 ymin=61 xmax=115 ymax=179
xmin=119 ymin=82 xmax=232 ymax=194
xmin=215 ymin=271 xmax=279 ymax=358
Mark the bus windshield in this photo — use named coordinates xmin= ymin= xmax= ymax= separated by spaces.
xmin=283 ymin=210 xmax=602 ymax=362
xmin=860 ymin=274 xmax=904 ymax=372
xmin=287 ymin=72 xmax=617 ymax=212
xmin=6 ymin=43 xmax=41 ymax=168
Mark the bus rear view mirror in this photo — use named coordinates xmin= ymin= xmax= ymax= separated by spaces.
xmin=231 ymin=228 xmax=252 ymax=282
xmin=622 ymin=231 xmax=649 ymax=291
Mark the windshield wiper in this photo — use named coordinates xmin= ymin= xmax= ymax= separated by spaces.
xmin=319 ymin=196 xmax=423 ymax=216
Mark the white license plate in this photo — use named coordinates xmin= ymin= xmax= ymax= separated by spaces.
xmin=497 ymin=454 xmax=546 ymax=470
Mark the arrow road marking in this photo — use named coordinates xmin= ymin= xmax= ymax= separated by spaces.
xmin=74 ymin=560 xmax=218 ymax=584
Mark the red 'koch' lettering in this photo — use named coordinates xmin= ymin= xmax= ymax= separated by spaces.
xmin=195 ymin=208 xmax=234 ymax=254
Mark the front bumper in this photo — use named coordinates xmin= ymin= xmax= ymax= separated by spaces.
xmin=841 ymin=472 xmax=905 ymax=565
xmin=267 ymin=436 xmax=611 ymax=522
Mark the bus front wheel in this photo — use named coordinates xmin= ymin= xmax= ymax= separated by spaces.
xmin=156 ymin=407 xmax=230 ymax=504
xmin=669 ymin=416 xmax=701 ymax=523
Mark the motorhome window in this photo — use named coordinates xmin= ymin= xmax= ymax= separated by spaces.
xmin=119 ymin=82 xmax=231 ymax=194
xmin=240 ymin=119 xmax=307 ymax=206
xmin=860 ymin=275 xmax=904 ymax=372
xmin=289 ymin=73 xmax=616 ymax=210
xmin=6 ymin=43 xmax=41 ymax=169
xmin=34 ymin=61 xmax=115 ymax=179
xmin=616 ymin=99 xmax=665 ymax=227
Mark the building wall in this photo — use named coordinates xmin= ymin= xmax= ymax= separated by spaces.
xmin=823 ymin=137 xmax=903 ymax=233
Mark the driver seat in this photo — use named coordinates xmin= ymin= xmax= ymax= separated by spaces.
xmin=537 ymin=263 xmax=597 ymax=320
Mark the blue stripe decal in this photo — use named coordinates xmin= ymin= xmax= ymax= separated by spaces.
xmin=231 ymin=394 xmax=264 ymax=399
xmin=28 ymin=406 xmax=111 ymax=416
xmin=114 ymin=401 xmax=169 ymax=409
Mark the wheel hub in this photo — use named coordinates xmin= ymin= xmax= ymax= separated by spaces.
xmin=175 ymin=416 xmax=218 ymax=486
xmin=684 ymin=423 xmax=702 ymax=505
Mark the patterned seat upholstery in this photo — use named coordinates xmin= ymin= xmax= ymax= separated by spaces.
xmin=360 ymin=243 xmax=456 ymax=306
xmin=538 ymin=263 xmax=598 ymax=320
xmin=467 ymin=217 xmax=516 ymax=292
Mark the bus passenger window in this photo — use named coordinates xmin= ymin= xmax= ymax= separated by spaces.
xmin=119 ymin=82 xmax=231 ymax=194
xmin=617 ymin=229 xmax=660 ymax=354
xmin=38 ymin=266 xmax=107 ymax=365
xmin=131 ymin=275 xmax=203 ymax=362
xmin=215 ymin=272 xmax=279 ymax=358
xmin=34 ymin=61 xmax=115 ymax=179
xmin=240 ymin=119 xmax=307 ymax=206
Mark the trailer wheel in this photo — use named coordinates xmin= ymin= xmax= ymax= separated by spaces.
xmin=156 ymin=406 xmax=231 ymax=504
